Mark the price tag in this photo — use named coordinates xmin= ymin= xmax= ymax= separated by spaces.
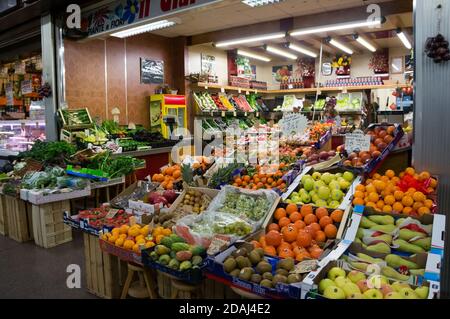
xmin=233 ymin=111 xmax=237 ymax=117
xmin=5 ymin=83 xmax=13 ymax=105
xmin=21 ymin=80 xmax=32 ymax=95
xmin=238 ymin=89 xmax=242 ymax=94
xmin=279 ymin=113 xmax=308 ymax=137
xmin=204 ymin=86 xmax=209 ymax=90
xmin=342 ymin=88 xmax=348 ymax=94
xmin=256 ymin=112 xmax=260 ymax=117
xmin=245 ymin=112 xmax=248 ymax=117
xmin=221 ymin=87 xmax=225 ymax=93
xmin=345 ymin=129 xmax=371 ymax=152
xmin=246 ymin=91 xmax=249 ymax=95
xmin=129 ymin=216 xmax=137 ymax=226
xmin=210 ymin=111 xmax=214 ymax=117
xmin=221 ymin=111 xmax=225 ymax=117
xmin=105 ymin=208 xmax=119 ymax=219
xmin=255 ymin=90 xmax=258 ymax=94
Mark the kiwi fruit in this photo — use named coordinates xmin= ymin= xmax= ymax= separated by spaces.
xmin=223 ymin=257 xmax=237 ymax=273
xmin=249 ymin=250 xmax=262 ymax=265
xmin=256 ymin=261 xmax=272 ymax=274
xmin=232 ymin=248 xmax=248 ymax=258
xmin=277 ymin=258 xmax=295 ymax=271
xmin=287 ymin=273 xmax=302 ymax=284
xmin=275 ymin=268 xmax=289 ymax=277
xmin=272 ymin=274 xmax=287 ymax=284
xmin=255 ymin=248 xmax=264 ymax=258
xmin=229 ymin=269 xmax=241 ymax=278
xmin=236 ymin=256 xmax=251 ymax=269
xmin=251 ymin=274 xmax=262 ymax=284
xmin=262 ymin=272 xmax=273 ymax=281
xmin=260 ymin=279 xmax=273 ymax=288
xmin=238 ymin=267 xmax=254 ymax=281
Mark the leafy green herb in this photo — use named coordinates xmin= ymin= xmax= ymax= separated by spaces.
xmin=18 ymin=141 xmax=76 ymax=165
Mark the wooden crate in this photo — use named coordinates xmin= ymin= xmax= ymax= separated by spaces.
xmin=0 ymin=194 xmax=7 ymax=236
xmin=31 ymin=200 xmax=72 ymax=248
xmin=4 ymin=195 xmax=33 ymax=242
xmin=83 ymin=233 xmax=128 ymax=299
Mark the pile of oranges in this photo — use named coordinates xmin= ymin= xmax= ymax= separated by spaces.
xmin=152 ymin=165 xmax=182 ymax=190
xmin=232 ymin=163 xmax=288 ymax=192
xmin=352 ymin=167 xmax=437 ymax=216
xmin=251 ymin=204 xmax=343 ymax=262
xmin=101 ymin=225 xmax=172 ymax=253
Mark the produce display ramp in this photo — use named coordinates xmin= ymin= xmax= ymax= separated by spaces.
xmin=4 ymin=195 xmax=33 ymax=243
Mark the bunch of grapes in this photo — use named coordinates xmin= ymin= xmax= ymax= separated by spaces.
xmin=425 ymin=34 xmax=450 ymax=64
xmin=38 ymin=82 xmax=52 ymax=98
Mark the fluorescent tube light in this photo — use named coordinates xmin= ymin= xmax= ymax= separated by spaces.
xmin=215 ymin=32 xmax=286 ymax=47
xmin=290 ymin=19 xmax=382 ymax=37
xmin=242 ymin=0 xmax=285 ymax=7
xmin=111 ymin=20 xmax=176 ymax=38
xmin=354 ymin=34 xmax=376 ymax=52
xmin=237 ymin=49 xmax=271 ymax=62
xmin=328 ymin=38 xmax=354 ymax=55
xmin=287 ymin=43 xmax=317 ymax=58
xmin=265 ymin=45 xmax=298 ymax=60
xmin=397 ymin=29 xmax=412 ymax=49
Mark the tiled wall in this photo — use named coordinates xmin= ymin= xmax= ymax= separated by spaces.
xmin=64 ymin=33 xmax=177 ymax=127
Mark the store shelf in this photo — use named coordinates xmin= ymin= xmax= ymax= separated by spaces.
xmin=377 ymin=110 xmax=407 ymax=115
xmin=195 ymin=83 xmax=261 ymax=93
xmin=0 ymin=120 xmax=45 ymax=126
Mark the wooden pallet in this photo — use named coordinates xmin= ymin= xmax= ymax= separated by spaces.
xmin=31 ymin=200 xmax=72 ymax=248
xmin=0 ymin=194 xmax=7 ymax=236
xmin=83 ymin=233 xmax=127 ymax=299
xmin=4 ymin=195 xmax=33 ymax=242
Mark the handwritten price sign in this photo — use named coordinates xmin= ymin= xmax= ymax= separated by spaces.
xmin=280 ymin=113 xmax=308 ymax=137
xmin=345 ymin=130 xmax=371 ymax=152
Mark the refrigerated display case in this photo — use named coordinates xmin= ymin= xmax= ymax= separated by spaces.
xmin=0 ymin=120 xmax=46 ymax=157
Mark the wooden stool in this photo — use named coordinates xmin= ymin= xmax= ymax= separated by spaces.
xmin=121 ymin=263 xmax=157 ymax=299
xmin=231 ymin=286 xmax=265 ymax=299
xmin=171 ymin=279 xmax=202 ymax=299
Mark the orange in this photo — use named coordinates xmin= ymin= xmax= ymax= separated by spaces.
xmin=173 ymin=170 xmax=181 ymax=179
xmin=128 ymin=226 xmax=141 ymax=237
xmin=330 ymin=210 xmax=344 ymax=222
xmin=251 ymin=240 xmax=262 ymax=249
xmin=264 ymin=246 xmax=277 ymax=256
xmin=394 ymin=190 xmax=404 ymax=201
xmin=353 ymin=198 xmax=365 ymax=206
xmin=309 ymin=247 xmax=324 ymax=259
xmin=282 ymin=225 xmax=299 ymax=243
xmin=300 ymin=205 xmax=314 ymax=218
xmin=119 ymin=225 xmax=130 ymax=235
xmin=373 ymin=173 xmax=381 ymax=180
xmin=266 ymin=230 xmax=282 ymax=247
xmin=392 ymin=202 xmax=404 ymax=213
xmin=419 ymin=171 xmax=431 ymax=181
xmin=243 ymin=175 xmax=251 ymax=183
xmin=294 ymin=220 xmax=306 ymax=230
xmin=315 ymin=207 xmax=329 ymax=220
xmin=356 ymin=184 xmax=366 ymax=192
xmin=403 ymin=207 xmax=413 ymax=215
xmin=384 ymin=195 xmax=396 ymax=206
xmin=376 ymin=200 xmax=385 ymax=209
xmin=402 ymin=196 xmax=414 ymax=207
xmin=279 ymin=248 xmax=295 ymax=259
xmin=308 ymin=223 xmax=321 ymax=235
xmin=145 ymin=241 xmax=155 ymax=249
xmin=286 ymin=204 xmax=298 ymax=215
xmin=111 ymin=228 xmax=120 ymax=236
xmin=155 ymin=234 xmax=164 ymax=244
xmin=366 ymin=179 xmax=374 ymax=185
xmin=391 ymin=177 xmax=401 ymax=185
xmin=354 ymin=191 xmax=365 ymax=199
xmin=314 ymin=231 xmax=326 ymax=243
xmin=304 ymin=214 xmax=318 ymax=225
xmin=289 ymin=212 xmax=302 ymax=223
xmin=374 ymin=180 xmax=386 ymax=192
xmin=296 ymin=230 xmax=312 ymax=248
xmin=405 ymin=167 xmax=416 ymax=176
xmin=366 ymin=202 xmax=377 ymax=210
xmin=123 ymin=239 xmax=135 ymax=250
xmin=413 ymin=202 xmax=424 ymax=211
xmin=274 ymin=208 xmax=287 ymax=221
xmin=418 ymin=207 xmax=431 ymax=216
xmin=324 ymin=224 xmax=338 ymax=239
xmin=259 ymin=236 xmax=267 ymax=248
xmin=407 ymin=188 xmax=417 ymax=194
xmin=108 ymin=235 xmax=118 ymax=244
xmin=268 ymin=223 xmax=280 ymax=232
xmin=369 ymin=192 xmax=380 ymax=203
xmin=279 ymin=217 xmax=291 ymax=228
xmin=382 ymin=205 xmax=393 ymax=213
xmin=381 ymin=176 xmax=390 ymax=184
xmin=424 ymin=199 xmax=434 ymax=209
xmin=430 ymin=178 xmax=438 ymax=188
xmin=132 ymin=244 xmax=140 ymax=253
xmin=365 ymin=184 xmax=376 ymax=194
xmin=319 ymin=216 xmax=333 ymax=229
xmin=385 ymin=170 xmax=396 ymax=178
xmin=115 ymin=237 xmax=124 ymax=247
xmin=413 ymin=192 xmax=426 ymax=203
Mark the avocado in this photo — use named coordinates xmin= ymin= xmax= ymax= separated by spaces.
xmin=229 ymin=269 xmax=241 ymax=278
xmin=236 ymin=256 xmax=251 ymax=269
xmin=256 ymin=261 xmax=272 ymax=274
xmin=260 ymin=279 xmax=273 ymax=288
xmin=273 ymin=274 xmax=288 ymax=284
xmin=287 ymin=274 xmax=302 ymax=284
xmin=249 ymin=250 xmax=262 ymax=265
xmin=238 ymin=267 xmax=254 ymax=281
xmin=277 ymin=258 xmax=295 ymax=271
xmin=255 ymin=248 xmax=265 ymax=258
xmin=251 ymin=274 xmax=262 ymax=284
xmin=223 ymin=257 xmax=237 ymax=273
xmin=275 ymin=268 xmax=289 ymax=277
xmin=262 ymin=272 xmax=273 ymax=281
xmin=232 ymin=248 xmax=248 ymax=258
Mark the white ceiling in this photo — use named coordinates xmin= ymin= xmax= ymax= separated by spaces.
xmin=151 ymin=0 xmax=396 ymax=37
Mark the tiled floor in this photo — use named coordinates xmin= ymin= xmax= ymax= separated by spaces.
xmin=0 ymin=231 xmax=96 ymax=299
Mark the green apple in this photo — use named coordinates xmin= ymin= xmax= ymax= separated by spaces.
xmin=315 ymin=199 xmax=328 ymax=207
xmin=300 ymin=193 xmax=312 ymax=204
xmin=331 ymin=189 xmax=344 ymax=201
xmin=321 ymin=173 xmax=333 ymax=185
xmin=318 ymin=186 xmax=331 ymax=200
xmin=323 ymin=286 xmax=346 ymax=299
xmin=415 ymin=286 xmax=429 ymax=299
xmin=303 ymin=178 xmax=314 ymax=191
xmin=342 ymin=282 xmax=362 ymax=298
xmin=314 ymin=180 xmax=326 ymax=192
xmin=347 ymin=293 xmax=364 ymax=299
xmin=329 ymin=180 xmax=340 ymax=191
xmin=363 ymin=288 xmax=383 ymax=299
xmin=399 ymin=287 xmax=419 ymax=299
xmin=312 ymin=172 xmax=322 ymax=181
xmin=339 ymin=179 xmax=350 ymax=190
xmin=328 ymin=200 xmax=340 ymax=209
xmin=291 ymin=195 xmax=301 ymax=203
xmin=318 ymin=278 xmax=335 ymax=294
xmin=301 ymin=174 xmax=313 ymax=184
xmin=392 ymin=281 xmax=411 ymax=292
xmin=327 ymin=267 xmax=346 ymax=281
xmin=334 ymin=276 xmax=350 ymax=288
xmin=385 ymin=291 xmax=403 ymax=299
xmin=347 ymin=270 xmax=366 ymax=284
xmin=335 ymin=173 xmax=343 ymax=178
xmin=312 ymin=194 xmax=320 ymax=203
xmin=343 ymin=171 xmax=354 ymax=182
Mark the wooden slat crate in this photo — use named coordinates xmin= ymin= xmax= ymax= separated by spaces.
xmin=31 ymin=200 xmax=72 ymax=248
xmin=83 ymin=233 xmax=128 ymax=299
xmin=0 ymin=194 xmax=8 ymax=236
xmin=4 ymin=195 xmax=33 ymax=242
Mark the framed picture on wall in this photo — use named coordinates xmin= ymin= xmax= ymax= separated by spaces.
xmin=390 ymin=56 xmax=404 ymax=74
xmin=201 ymin=54 xmax=216 ymax=76
xmin=322 ymin=62 xmax=332 ymax=76
xmin=141 ymin=58 xmax=164 ymax=84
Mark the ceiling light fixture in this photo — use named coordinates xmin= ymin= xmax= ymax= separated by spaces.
xmin=326 ymin=37 xmax=354 ymax=55
xmin=290 ymin=19 xmax=382 ymax=37
xmin=215 ymin=32 xmax=286 ymax=47
xmin=237 ymin=49 xmax=271 ymax=62
xmin=111 ymin=20 xmax=177 ymax=38
xmin=287 ymin=43 xmax=318 ymax=58
xmin=265 ymin=45 xmax=298 ymax=60
xmin=353 ymin=34 xmax=376 ymax=52
xmin=242 ymin=0 xmax=285 ymax=7
xmin=396 ymin=29 xmax=412 ymax=49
